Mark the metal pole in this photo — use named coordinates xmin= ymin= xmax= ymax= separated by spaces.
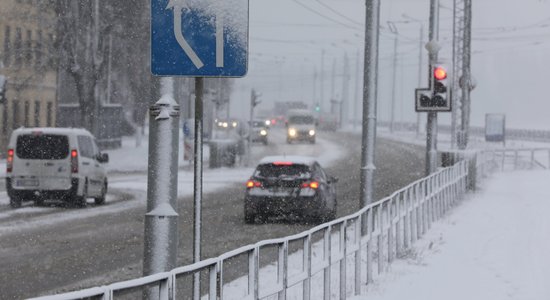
xmin=360 ymin=0 xmax=380 ymax=208
xmin=390 ymin=34 xmax=398 ymax=133
xmin=193 ymin=77 xmax=204 ymax=300
xmin=353 ymin=50 xmax=360 ymax=131
xmin=248 ymin=89 xmax=255 ymax=167
xmin=320 ymin=49 xmax=325 ymax=111
xmin=426 ymin=0 xmax=440 ymax=175
xmin=143 ymin=77 xmax=180 ymax=278
xmin=416 ymin=24 xmax=424 ymax=138
xmin=106 ymin=34 xmax=112 ymax=104
xmin=459 ymin=0 xmax=472 ymax=150
xmin=341 ymin=53 xmax=350 ymax=129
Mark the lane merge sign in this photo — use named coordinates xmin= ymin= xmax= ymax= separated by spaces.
xmin=151 ymin=0 xmax=249 ymax=77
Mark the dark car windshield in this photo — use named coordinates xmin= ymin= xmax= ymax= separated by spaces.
xmin=250 ymin=121 xmax=264 ymax=127
xmin=288 ymin=115 xmax=314 ymax=124
xmin=254 ymin=163 xmax=311 ymax=179
xmin=16 ymin=134 xmax=69 ymax=160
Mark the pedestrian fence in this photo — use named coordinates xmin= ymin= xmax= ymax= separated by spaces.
xmin=30 ymin=147 xmax=550 ymax=300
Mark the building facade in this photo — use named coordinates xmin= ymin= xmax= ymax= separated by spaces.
xmin=0 ymin=0 xmax=57 ymax=156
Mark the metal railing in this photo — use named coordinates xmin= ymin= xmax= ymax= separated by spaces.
xmin=31 ymin=159 xmax=470 ymax=300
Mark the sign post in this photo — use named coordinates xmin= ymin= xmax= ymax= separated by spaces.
xmin=149 ymin=1 xmax=249 ymax=299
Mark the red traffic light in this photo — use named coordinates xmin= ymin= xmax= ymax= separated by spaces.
xmin=434 ymin=67 xmax=447 ymax=80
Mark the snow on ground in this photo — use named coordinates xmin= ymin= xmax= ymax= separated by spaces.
xmin=347 ymin=170 xmax=550 ymax=300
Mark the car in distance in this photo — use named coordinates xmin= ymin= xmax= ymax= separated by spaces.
xmin=249 ymin=119 xmax=269 ymax=145
xmin=285 ymin=109 xmax=317 ymax=144
xmin=6 ymin=127 xmax=109 ymax=208
xmin=244 ymin=155 xmax=337 ymax=223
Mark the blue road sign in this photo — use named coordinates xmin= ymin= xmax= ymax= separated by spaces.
xmin=151 ymin=0 xmax=249 ymax=77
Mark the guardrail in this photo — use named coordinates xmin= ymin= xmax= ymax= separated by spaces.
xmin=31 ymin=159 xmax=470 ymax=300
xmin=30 ymin=146 xmax=550 ymax=300
xmin=378 ymin=121 xmax=550 ymax=143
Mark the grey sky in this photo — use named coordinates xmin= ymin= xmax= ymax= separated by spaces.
xmin=230 ymin=0 xmax=550 ymax=129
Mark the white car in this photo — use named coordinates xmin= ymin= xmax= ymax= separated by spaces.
xmin=6 ymin=127 xmax=109 ymax=208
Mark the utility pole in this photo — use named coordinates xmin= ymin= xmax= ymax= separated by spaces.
xmin=388 ymin=23 xmax=398 ymax=134
xmin=425 ymin=0 xmax=440 ymax=175
xmin=353 ymin=50 xmax=360 ymax=130
xmin=360 ymin=0 xmax=380 ymax=208
xmin=143 ymin=77 xmax=180 ymax=284
xmin=459 ymin=0 xmax=472 ymax=149
xmin=341 ymin=53 xmax=350 ymax=129
xmin=331 ymin=58 xmax=336 ymax=101
xmin=416 ymin=24 xmax=425 ymax=138
xmin=320 ymin=49 xmax=325 ymax=111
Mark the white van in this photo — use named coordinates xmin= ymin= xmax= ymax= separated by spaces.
xmin=6 ymin=127 xmax=109 ymax=208
xmin=285 ymin=109 xmax=317 ymax=144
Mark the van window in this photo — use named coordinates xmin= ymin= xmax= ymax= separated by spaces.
xmin=16 ymin=134 xmax=69 ymax=160
xmin=288 ymin=115 xmax=314 ymax=124
xmin=77 ymin=135 xmax=94 ymax=158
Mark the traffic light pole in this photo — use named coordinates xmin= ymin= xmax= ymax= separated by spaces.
xmin=426 ymin=0 xmax=440 ymax=175
xmin=459 ymin=0 xmax=472 ymax=150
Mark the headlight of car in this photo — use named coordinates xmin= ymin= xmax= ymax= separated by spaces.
xmin=260 ymin=129 xmax=268 ymax=136
xmin=309 ymin=129 xmax=315 ymax=136
xmin=288 ymin=128 xmax=297 ymax=137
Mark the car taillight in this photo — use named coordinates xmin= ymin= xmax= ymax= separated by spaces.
xmin=246 ymin=180 xmax=262 ymax=188
xmin=71 ymin=149 xmax=78 ymax=173
xmin=6 ymin=149 xmax=14 ymax=173
xmin=301 ymin=181 xmax=319 ymax=189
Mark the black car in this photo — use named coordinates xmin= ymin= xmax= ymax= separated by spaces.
xmin=244 ymin=156 xmax=338 ymax=223
xmin=249 ymin=119 xmax=269 ymax=145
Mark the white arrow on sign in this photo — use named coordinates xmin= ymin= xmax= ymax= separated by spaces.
xmin=167 ymin=0 xmax=204 ymax=69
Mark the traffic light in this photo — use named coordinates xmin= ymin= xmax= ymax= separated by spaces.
xmin=432 ymin=65 xmax=449 ymax=109
xmin=415 ymin=64 xmax=451 ymax=112
xmin=314 ymin=103 xmax=320 ymax=112
xmin=0 ymin=75 xmax=6 ymax=105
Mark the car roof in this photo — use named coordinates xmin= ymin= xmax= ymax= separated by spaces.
xmin=258 ymin=155 xmax=318 ymax=166
xmin=12 ymin=127 xmax=94 ymax=136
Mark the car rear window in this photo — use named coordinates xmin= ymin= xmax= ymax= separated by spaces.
xmin=16 ymin=134 xmax=69 ymax=160
xmin=254 ymin=163 xmax=311 ymax=179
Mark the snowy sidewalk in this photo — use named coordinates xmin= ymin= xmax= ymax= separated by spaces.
xmin=350 ymin=170 xmax=550 ymax=300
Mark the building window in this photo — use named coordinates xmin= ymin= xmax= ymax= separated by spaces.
xmin=14 ymin=28 xmax=22 ymax=67
xmin=34 ymin=101 xmax=41 ymax=127
xmin=25 ymin=30 xmax=32 ymax=66
xmin=24 ymin=101 xmax=30 ymax=127
xmin=3 ymin=26 xmax=11 ymax=67
xmin=36 ymin=30 xmax=43 ymax=67
xmin=2 ymin=105 xmax=7 ymax=135
xmin=46 ymin=102 xmax=53 ymax=127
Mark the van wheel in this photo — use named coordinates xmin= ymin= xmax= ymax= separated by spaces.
xmin=94 ymin=181 xmax=108 ymax=205
xmin=34 ymin=197 xmax=44 ymax=207
xmin=74 ymin=180 xmax=88 ymax=208
xmin=9 ymin=196 xmax=22 ymax=209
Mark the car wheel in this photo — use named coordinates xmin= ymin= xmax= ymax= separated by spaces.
xmin=34 ymin=196 xmax=45 ymax=207
xmin=287 ymin=138 xmax=292 ymax=144
xmin=9 ymin=196 xmax=22 ymax=209
xmin=94 ymin=180 xmax=108 ymax=205
xmin=244 ymin=211 xmax=256 ymax=224
xmin=310 ymin=138 xmax=316 ymax=144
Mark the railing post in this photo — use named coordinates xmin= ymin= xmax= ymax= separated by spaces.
xmin=303 ymin=235 xmax=312 ymax=300
xmin=354 ymin=217 xmax=361 ymax=296
xmin=278 ymin=242 xmax=288 ymax=300
xmin=396 ymin=193 xmax=403 ymax=257
xmin=208 ymin=264 xmax=217 ymax=300
xmin=403 ymin=189 xmax=410 ymax=250
xmin=340 ymin=221 xmax=347 ymax=300
xmin=324 ymin=226 xmax=332 ymax=300
xmin=377 ymin=205 xmax=384 ymax=274
xmin=388 ymin=198 xmax=395 ymax=264
xmin=366 ymin=209 xmax=374 ymax=284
